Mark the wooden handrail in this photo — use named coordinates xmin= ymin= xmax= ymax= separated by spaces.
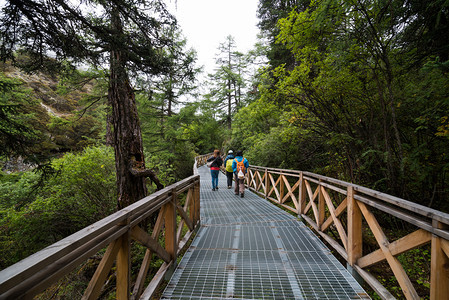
xmin=0 ymin=157 xmax=203 ymax=300
xmin=246 ymin=165 xmax=449 ymax=300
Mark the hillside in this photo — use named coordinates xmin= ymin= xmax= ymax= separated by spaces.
xmin=0 ymin=61 xmax=105 ymax=172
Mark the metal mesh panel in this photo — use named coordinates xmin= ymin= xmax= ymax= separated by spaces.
xmin=162 ymin=167 xmax=370 ymax=299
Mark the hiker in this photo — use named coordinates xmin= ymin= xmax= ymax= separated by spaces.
xmin=207 ymin=149 xmax=223 ymax=191
xmin=232 ymin=150 xmax=249 ymax=197
xmin=224 ymin=150 xmax=235 ymax=189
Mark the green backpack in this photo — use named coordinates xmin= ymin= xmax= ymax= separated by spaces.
xmin=226 ymin=159 xmax=233 ymax=172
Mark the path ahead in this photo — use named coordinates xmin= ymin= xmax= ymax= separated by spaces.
xmin=162 ymin=167 xmax=369 ymax=299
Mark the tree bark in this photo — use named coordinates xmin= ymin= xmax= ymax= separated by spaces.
xmin=109 ymin=8 xmax=156 ymax=209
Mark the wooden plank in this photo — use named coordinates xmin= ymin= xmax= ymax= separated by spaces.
xmin=265 ymin=167 xmax=449 ymax=225
xmin=131 ymin=207 xmax=165 ymax=300
xmin=353 ymin=194 xmax=449 ymax=240
xmin=265 ymin=169 xmax=270 ymax=199
xmin=281 ymin=175 xmax=300 ymax=210
xmin=164 ymin=198 xmax=177 ymax=260
xmin=271 ymin=175 xmax=282 ymax=203
xmin=116 ymin=232 xmax=130 ymax=299
xmin=131 ymin=226 xmax=171 ymax=263
xmin=358 ymin=201 xmax=419 ymax=300
xmin=83 ymin=240 xmax=121 ymax=300
xmin=139 ymin=262 xmax=173 ymax=300
xmin=257 ymin=171 xmax=265 ymax=192
xmin=430 ymin=221 xmax=449 ymax=300
xmin=352 ymin=265 xmax=396 ymax=299
xmin=1 ymin=224 xmax=129 ymax=299
xmin=305 ymin=180 xmax=320 ymax=222
xmin=280 ymin=174 xmax=285 ymax=203
xmin=316 ymin=230 xmax=348 ymax=261
xmin=301 ymin=214 xmax=319 ymax=232
xmin=322 ymin=197 xmax=347 ymax=231
xmin=358 ymin=229 xmax=431 ymax=268
xmin=299 ymin=172 xmax=306 ymax=214
xmin=318 ymin=181 xmax=325 ymax=227
xmin=321 ymin=186 xmax=347 ymax=250
xmin=348 ymin=186 xmax=362 ymax=266
xmin=0 ymin=210 xmax=130 ymax=293
xmin=441 ymin=238 xmax=449 ymax=258
xmin=177 ymin=204 xmax=193 ymax=232
xmin=268 ymin=173 xmax=278 ymax=200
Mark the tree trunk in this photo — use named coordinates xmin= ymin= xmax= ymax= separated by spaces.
xmin=109 ymin=8 xmax=148 ymax=209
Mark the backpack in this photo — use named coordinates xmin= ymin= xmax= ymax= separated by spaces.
xmin=235 ymin=158 xmax=246 ymax=179
xmin=226 ymin=159 xmax=233 ymax=172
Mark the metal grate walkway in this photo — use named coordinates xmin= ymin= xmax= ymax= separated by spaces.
xmin=161 ymin=167 xmax=370 ymax=299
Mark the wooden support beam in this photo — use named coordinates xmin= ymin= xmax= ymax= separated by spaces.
xmin=318 ymin=181 xmax=325 ymax=227
xmin=281 ymin=175 xmax=300 ymax=210
xmin=321 ymin=186 xmax=348 ymax=250
xmin=177 ymin=204 xmax=194 ymax=232
xmin=430 ymin=221 xmax=449 ymax=300
xmin=322 ymin=197 xmax=347 ymax=231
xmin=279 ymin=174 xmax=285 ymax=204
xmin=131 ymin=226 xmax=171 ymax=263
xmin=164 ymin=195 xmax=177 ymax=260
xmin=358 ymin=201 xmax=419 ymax=300
xmin=265 ymin=170 xmax=270 ymax=200
xmin=299 ymin=172 xmax=306 ymax=215
xmin=348 ymin=186 xmax=362 ymax=267
xmin=116 ymin=231 xmax=130 ymax=299
xmin=82 ymin=240 xmax=121 ymax=300
xmin=358 ymin=229 xmax=431 ymax=268
xmin=131 ymin=207 xmax=165 ymax=300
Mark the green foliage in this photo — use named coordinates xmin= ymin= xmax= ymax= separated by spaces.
xmin=0 ymin=72 xmax=48 ymax=162
xmin=0 ymin=146 xmax=116 ymax=269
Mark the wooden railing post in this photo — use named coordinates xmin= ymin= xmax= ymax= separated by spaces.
xmin=347 ymin=186 xmax=362 ymax=265
xmin=255 ymin=169 xmax=260 ymax=192
xmin=318 ymin=180 xmax=325 ymax=228
xmin=191 ymin=179 xmax=200 ymax=226
xmin=116 ymin=219 xmax=131 ymax=299
xmin=165 ymin=192 xmax=177 ymax=260
xmin=430 ymin=220 xmax=449 ymax=300
xmin=265 ymin=168 xmax=269 ymax=200
xmin=279 ymin=172 xmax=285 ymax=204
xmin=298 ymin=172 xmax=306 ymax=215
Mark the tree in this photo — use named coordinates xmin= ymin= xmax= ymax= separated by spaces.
xmin=255 ymin=0 xmax=449 ymax=210
xmin=206 ymin=35 xmax=247 ymax=129
xmin=1 ymin=0 xmax=173 ymax=208
xmin=257 ymin=0 xmax=309 ymax=69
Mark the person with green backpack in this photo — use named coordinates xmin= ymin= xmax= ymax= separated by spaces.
xmin=224 ymin=150 xmax=235 ymax=189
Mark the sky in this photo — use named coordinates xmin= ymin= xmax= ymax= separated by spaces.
xmin=166 ymin=0 xmax=261 ymax=75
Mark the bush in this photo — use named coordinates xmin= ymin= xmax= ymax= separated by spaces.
xmin=0 ymin=146 xmax=116 ymax=269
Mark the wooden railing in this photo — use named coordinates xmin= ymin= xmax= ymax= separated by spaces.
xmin=0 ymin=157 xmax=204 ymax=300
xmin=246 ymin=165 xmax=449 ymax=300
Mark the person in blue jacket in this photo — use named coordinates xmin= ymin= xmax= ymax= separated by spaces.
xmin=224 ymin=150 xmax=235 ymax=189
xmin=232 ymin=150 xmax=249 ymax=197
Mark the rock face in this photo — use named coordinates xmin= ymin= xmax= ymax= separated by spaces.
xmin=2 ymin=157 xmax=36 ymax=173
xmin=1 ymin=62 xmax=103 ymax=173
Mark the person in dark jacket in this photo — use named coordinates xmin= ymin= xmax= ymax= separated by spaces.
xmin=232 ymin=150 xmax=249 ymax=197
xmin=224 ymin=150 xmax=235 ymax=189
xmin=207 ymin=149 xmax=223 ymax=191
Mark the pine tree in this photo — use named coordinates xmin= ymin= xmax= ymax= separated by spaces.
xmin=1 ymin=0 xmax=173 ymax=208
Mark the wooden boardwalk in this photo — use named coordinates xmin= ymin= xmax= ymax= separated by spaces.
xmin=161 ymin=166 xmax=370 ymax=299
